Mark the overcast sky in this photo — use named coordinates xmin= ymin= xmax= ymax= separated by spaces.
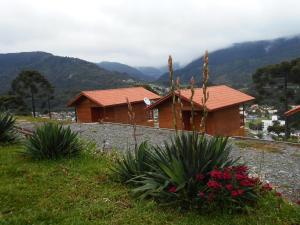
xmin=0 ymin=0 xmax=299 ymax=67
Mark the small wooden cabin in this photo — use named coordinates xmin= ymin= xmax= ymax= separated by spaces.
xmin=147 ymin=85 xmax=254 ymax=136
xmin=68 ymin=87 xmax=160 ymax=126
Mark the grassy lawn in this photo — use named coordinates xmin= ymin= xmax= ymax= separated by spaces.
xmin=0 ymin=145 xmax=299 ymax=225
xmin=15 ymin=115 xmax=71 ymax=124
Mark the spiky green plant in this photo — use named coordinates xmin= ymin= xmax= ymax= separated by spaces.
xmin=112 ymin=141 xmax=152 ymax=182
xmin=0 ymin=112 xmax=18 ymax=144
xmin=130 ymin=132 xmax=238 ymax=205
xmin=24 ymin=123 xmax=82 ymax=160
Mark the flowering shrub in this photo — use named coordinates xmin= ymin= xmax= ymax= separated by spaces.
xmin=194 ymin=166 xmax=261 ymax=209
xmin=115 ymin=132 xmax=276 ymax=212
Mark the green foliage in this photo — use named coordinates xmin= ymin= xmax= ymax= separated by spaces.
xmin=24 ymin=123 xmax=82 ymax=160
xmin=0 ymin=112 xmax=17 ymax=144
xmin=114 ymin=132 xmax=252 ymax=211
xmin=1 ymin=145 xmax=299 ymax=225
xmin=248 ymin=120 xmax=263 ymax=130
xmin=11 ymin=70 xmax=53 ymax=117
xmin=131 ymin=133 xmax=237 ymax=204
xmin=267 ymin=121 xmax=285 ymax=136
xmin=112 ymin=142 xmax=152 ymax=182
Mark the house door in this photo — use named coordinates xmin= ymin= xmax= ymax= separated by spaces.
xmin=91 ymin=107 xmax=104 ymax=122
xmin=182 ymin=111 xmax=191 ymax=130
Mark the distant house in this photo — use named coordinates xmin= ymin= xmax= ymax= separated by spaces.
xmin=147 ymin=85 xmax=254 ymax=136
xmin=68 ymin=87 xmax=160 ymax=126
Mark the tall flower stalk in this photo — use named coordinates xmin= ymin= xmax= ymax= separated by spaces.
xmin=126 ymin=97 xmax=137 ymax=150
xmin=200 ymin=51 xmax=210 ymax=133
xmin=168 ymin=55 xmax=178 ymax=134
xmin=176 ymin=77 xmax=183 ymax=129
xmin=190 ymin=76 xmax=195 ymax=132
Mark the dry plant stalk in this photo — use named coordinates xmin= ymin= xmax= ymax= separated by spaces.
xmin=126 ymin=97 xmax=137 ymax=150
xmin=200 ymin=50 xmax=210 ymax=133
xmin=176 ymin=77 xmax=184 ymax=129
xmin=168 ymin=55 xmax=178 ymax=134
xmin=190 ymin=76 xmax=195 ymax=132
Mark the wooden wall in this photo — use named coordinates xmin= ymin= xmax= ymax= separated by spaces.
xmin=156 ymin=98 xmax=244 ymax=136
xmin=74 ymin=97 xmax=154 ymax=126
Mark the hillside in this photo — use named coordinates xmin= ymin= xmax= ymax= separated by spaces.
xmin=97 ymin=61 xmax=153 ymax=81
xmin=157 ymin=36 xmax=300 ymax=87
xmin=0 ymin=52 xmax=136 ymax=109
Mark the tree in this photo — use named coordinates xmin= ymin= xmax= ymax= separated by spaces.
xmin=267 ymin=121 xmax=285 ymax=136
xmin=11 ymin=71 xmax=53 ymax=117
xmin=252 ymin=58 xmax=300 ymax=139
xmin=0 ymin=94 xmax=28 ymax=114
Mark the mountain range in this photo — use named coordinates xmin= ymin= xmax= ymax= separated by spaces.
xmin=1 ymin=35 xmax=300 ymax=110
xmin=157 ymin=36 xmax=300 ymax=87
xmin=0 ymin=52 xmax=137 ymax=109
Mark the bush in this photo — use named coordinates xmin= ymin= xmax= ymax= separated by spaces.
xmin=0 ymin=112 xmax=18 ymax=144
xmin=112 ymin=141 xmax=152 ymax=182
xmin=24 ymin=123 xmax=82 ymax=159
xmin=114 ymin=132 xmax=268 ymax=211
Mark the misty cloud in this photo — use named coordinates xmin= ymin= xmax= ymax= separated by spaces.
xmin=0 ymin=0 xmax=299 ymax=67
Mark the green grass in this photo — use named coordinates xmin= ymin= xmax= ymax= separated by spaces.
xmin=1 ymin=145 xmax=299 ymax=225
xmin=15 ymin=115 xmax=71 ymax=124
xmin=234 ymin=140 xmax=282 ymax=153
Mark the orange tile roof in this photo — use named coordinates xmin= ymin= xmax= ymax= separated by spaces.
xmin=68 ymin=87 xmax=160 ymax=107
xmin=284 ymin=105 xmax=300 ymax=117
xmin=148 ymin=85 xmax=254 ymax=111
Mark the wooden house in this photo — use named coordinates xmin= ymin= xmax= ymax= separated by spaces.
xmin=147 ymin=85 xmax=254 ymax=136
xmin=68 ymin=87 xmax=160 ymax=126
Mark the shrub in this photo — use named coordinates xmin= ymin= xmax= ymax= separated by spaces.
xmin=112 ymin=141 xmax=152 ymax=182
xmin=24 ymin=123 xmax=82 ymax=159
xmin=130 ymin=133 xmax=240 ymax=206
xmin=0 ymin=112 xmax=18 ymax=144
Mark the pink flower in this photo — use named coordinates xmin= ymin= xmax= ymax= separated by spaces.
xmin=207 ymin=180 xmax=222 ymax=189
xmin=210 ymin=170 xmax=223 ymax=179
xmin=196 ymin=173 xmax=205 ymax=181
xmin=234 ymin=165 xmax=248 ymax=173
xmin=236 ymin=173 xmax=248 ymax=181
xmin=240 ymin=179 xmax=255 ymax=187
xmin=275 ymin=192 xmax=282 ymax=197
xmin=168 ymin=186 xmax=177 ymax=193
xmin=231 ymin=189 xmax=244 ymax=198
xmin=198 ymin=192 xmax=205 ymax=198
xmin=223 ymin=171 xmax=232 ymax=180
xmin=226 ymin=184 xmax=233 ymax=191
xmin=262 ymin=183 xmax=272 ymax=191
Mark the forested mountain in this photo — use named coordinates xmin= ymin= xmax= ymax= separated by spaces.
xmin=157 ymin=36 xmax=300 ymax=87
xmin=97 ymin=61 xmax=153 ymax=81
xmin=0 ymin=52 xmax=136 ymax=109
xmin=137 ymin=62 xmax=180 ymax=79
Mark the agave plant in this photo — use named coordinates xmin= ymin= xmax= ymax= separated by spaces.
xmin=0 ymin=112 xmax=18 ymax=144
xmin=130 ymin=132 xmax=239 ymax=205
xmin=24 ymin=123 xmax=82 ymax=160
xmin=112 ymin=141 xmax=152 ymax=182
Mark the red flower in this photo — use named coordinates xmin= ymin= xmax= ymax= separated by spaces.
xmin=234 ymin=165 xmax=248 ymax=173
xmin=207 ymin=180 xmax=222 ymax=189
xmin=226 ymin=184 xmax=233 ymax=191
xmin=223 ymin=171 xmax=232 ymax=180
xmin=198 ymin=191 xmax=205 ymax=198
xmin=262 ymin=183 xmax=272 ymax=191
xmin=168 ymin=186 xmax=177 ymax=193
xmin=231 ymin=189 xmax=244 ymax=198
xmin=210 ymin=170 xmax=223 ymax=179
xmin=240 ymin=179 xmax=255 ymax=187
xmin=296 ymin=200 xmax=300 ymax=205
xmin=196 ymin=173 xmax=205 ymax=181
xmin=236 ymin=173 xmax=248 ymax=180
xmin=275 ymin=192 xmax=282 ymax=197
